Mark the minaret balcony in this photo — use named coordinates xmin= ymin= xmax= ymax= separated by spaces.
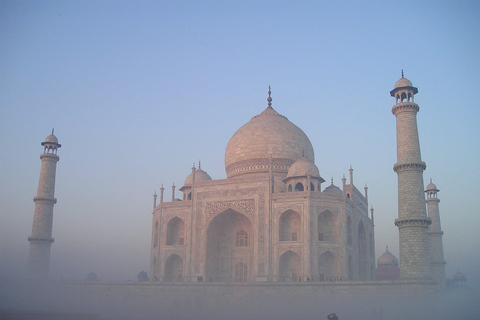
xmin=394 ymin=217 xmax=431 ymax=228
xmin=33 ymin=196 xmax=57 ymax=204
xmin=28 ymin=236 xmax=54 ymax=243
xmin=392 ymin=102 xmax=419 ymax=115
xmin=393 ymin=161 xmax=426 ymax=173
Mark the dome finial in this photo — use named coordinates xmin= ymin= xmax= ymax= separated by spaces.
xmin=267 ymin=86 xmax=272 ymax=108
xmin=198 ymin=160 xmax=201 ymax=169
xmin=401 ymin=69 xmax=404 ymax=78
xmin=52 ymin=128 xmax=54 ymax=134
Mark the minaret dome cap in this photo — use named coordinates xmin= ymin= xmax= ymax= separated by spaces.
xmin=41 ymin=132 xmax=61 ymax=147
xmin=44 ymin=133 xmax=59 ymax=144
xmin=426 ymin=181 xmax=439 ymax=192
xmin=394 ymin=77 xmax=413 ymax=88
xmin=390 ymin=74 xmax=418 ymax=97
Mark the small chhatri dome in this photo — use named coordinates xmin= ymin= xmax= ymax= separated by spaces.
xmin=426 ymin=179 xmax=438 ymax=191
xmin=394 ymin=76 xmax=413 ymax=89
xmin=41 ymin=129 xmax=61 ymax=148
xmin=453 ymin=271 xmax=466 ymax=281
xmin=44 ymin=133 xmax=59 ymax=144
xmin=323 ymin=182 xmax=342 ymax=195
xmin=287 ymin=157 xmax=320 ymax=178
xmin=377 ymin=246 xmax=399 ymax=267
xmin=184 ymin=167 xmax=212 ymax=186
xmin=390 ymin=71 xmax=418 ymax=96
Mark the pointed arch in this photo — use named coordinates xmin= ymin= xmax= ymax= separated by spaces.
xmin=279 ymin=250 xmax=301 ymax=282
xmin=295 ymin=182 xmax=304 ymax=191
xmin=152 ymin=256 xmax=157 ymax=281
xmin=318 ymin=251 xmax=337 ymax=281
xmin=166 ymin=217 xmax=185 ymax=245
xmin=164 ymin=254 xmax=183 ymax=282
xmin=279 ymin=210 xmax=301 ymax=241
xmin=206 ymin=209 xmax=252 ymax=282
xmin=348 ymin=255 xmax=354 ymax=281
xmin=347 ymin=216 xmax=353 ymax=246
xmin=358 ymin=221 xmax=367 ymax=280
xmin=154 ymin=220 xmax=159 ymax=248
xmin=317 ymin=210 xmax=338 ymax=242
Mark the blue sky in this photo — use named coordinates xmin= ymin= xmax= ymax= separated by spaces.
xmin=1 ymin=1 xmax=479 ymax=286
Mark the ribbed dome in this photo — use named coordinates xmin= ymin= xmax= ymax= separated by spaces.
xmin=287 ymin=157 xmax=319 ymax=178
xmin=184 ymin=168 xmax=212 ymax=186
xmin=225 ymin=106 xmax=314 ymax=178
xmin=394 ymin=76 xmax=413 ymax=88
xmin=377 ymin=247 xmax=398 ymax=267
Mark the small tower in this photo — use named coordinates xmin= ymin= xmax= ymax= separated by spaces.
xmin=27 ymin=130 xmax=61 ymax=280
xmin=425 ymin=180 xmax=446 ymax=287
xmin=390 ymin=73 xmax=432 ymax=280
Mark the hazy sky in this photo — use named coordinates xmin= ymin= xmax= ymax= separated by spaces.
xmin=1 ymin=1 xmax=479 ymax=287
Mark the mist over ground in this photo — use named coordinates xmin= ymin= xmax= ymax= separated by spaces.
xmin=1 ymin=280 xmax=479 ymax=320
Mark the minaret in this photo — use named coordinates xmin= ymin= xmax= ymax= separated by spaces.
xmin=27 ymin=130 xmax=61 ymax=280
xmin=390 ymin=73 xmax=432 ymax=280
xmin=425 ymin=180 xmax=446 ymax=287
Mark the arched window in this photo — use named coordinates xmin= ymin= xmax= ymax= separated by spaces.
xmin=235 ymin=230 xmax=249 ymax=247
xmin=234 ymin=262 xmax=248 ymax=282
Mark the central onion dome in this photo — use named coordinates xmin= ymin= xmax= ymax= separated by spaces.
xmin=225 ymin=90 xmax=314 ymax=178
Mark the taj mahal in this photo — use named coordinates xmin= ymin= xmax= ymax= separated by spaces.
xmin=150 ymin=86 xmax=375 ymax=283
xmin=17 ymin=74 xmax=456 ymax=319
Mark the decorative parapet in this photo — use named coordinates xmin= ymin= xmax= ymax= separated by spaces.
xmin=393 ymin=162 xmax=426 ymax=173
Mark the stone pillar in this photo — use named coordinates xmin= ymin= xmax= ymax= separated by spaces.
xmin=27 ymin=131 xmax=61 ymax=280
xmin=425 ymin=181 xmax=446 ymax=288
xmin=390 ymin=75 xmax=432 ymax=280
